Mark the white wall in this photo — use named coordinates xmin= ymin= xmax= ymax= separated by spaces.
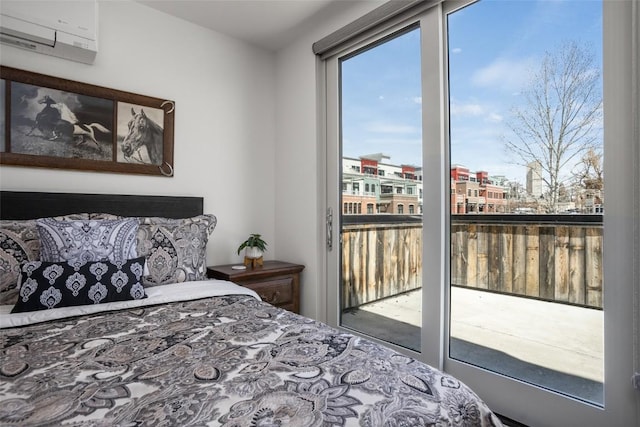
xmin=0 ymin=1 xmax=277 ymax=266
xmin=274 ymin=1 xmax=384 ymax=319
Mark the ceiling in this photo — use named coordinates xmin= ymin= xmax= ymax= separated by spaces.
xmin=138 ymin=0 xmax=339 ymax=51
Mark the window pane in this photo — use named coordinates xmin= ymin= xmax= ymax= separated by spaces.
xmin=339 ymin=28 xmax=423 ymax=351
xmin=448 ymin=0 xmax=604 ymax=404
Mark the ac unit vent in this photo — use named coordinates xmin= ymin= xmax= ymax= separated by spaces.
xmin=0 ymin=0 xmax=98 ymax=64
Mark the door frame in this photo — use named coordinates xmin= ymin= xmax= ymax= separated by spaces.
xmin=320 ymin=1 xmax=638 ymax=425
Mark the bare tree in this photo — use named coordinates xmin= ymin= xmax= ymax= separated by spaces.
xmin=504 ymin=41 xmax=602 ymax=213
xmin=574 ymin=148 xmax=604 ymax=191
xmin=573 ymin=147 xmax=604 ymax=212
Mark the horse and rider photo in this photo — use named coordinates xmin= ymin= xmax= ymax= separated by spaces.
xmin=1 ymin=66 xmax=174 ymax=176
xmin=9 ymin=82 xmax=113 ymax=161
xmin=116 ymin=102 xmax=164 ymax=166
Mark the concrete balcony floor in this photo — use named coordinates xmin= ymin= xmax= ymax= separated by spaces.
xmin=341 ymin=286 xmax=604 ymax=405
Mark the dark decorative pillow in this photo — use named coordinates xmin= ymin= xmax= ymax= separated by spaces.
xmin=37 ymin=218 xmax=139 ymax=269
xmin=0 ymin=214 xmax=90 ymax=306
xmin=11 ymin=257 xmax=147 ymax=313
xmin=136 ymin=214 xmax=217 ymax=287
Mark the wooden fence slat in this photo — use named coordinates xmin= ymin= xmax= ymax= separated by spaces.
xmin=525 ymin=226 xmax=540 ymax=297
xmin=466 ymin=224 xmax=478 ymax=286
xmin=367 ymin=228 xmax=377 ymax=302
xmin=585 ymin=227 xmax=603 ymax=307
xmin=451 ymin=225 xmax=462 ymax=285
xmin=569 ymin=227 xmax=586 ymax=305
xmin=488 ymin=226 xmax=501 ymax=291
xmin=500 ymin=225 xmax=514 ymax=293
xmin=477 ymin=225 xmax=489 ymax=288
xmin=376 ymin=228 xmax=384 ymax=301
xmin=554 ymin=226 xmax=570 ymax=302
xmin=459 ymin=226 xmax=468 ymax=287
xmin=513 ymin=225 xmax=526 ymax=295
xmin=539 ymin=227 xmax=555 ymax=300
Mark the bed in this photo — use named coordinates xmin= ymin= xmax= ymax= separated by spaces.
xmin=0 ymin=191 xmax=502 ymax=426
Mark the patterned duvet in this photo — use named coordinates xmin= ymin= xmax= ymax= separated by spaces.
xmin=0 ymin=290 xmax=501 ymax=426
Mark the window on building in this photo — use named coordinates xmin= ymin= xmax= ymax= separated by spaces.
xmin=367 ymin=203 xmax=374 ymax=214
xmin=397 ymin=204 xmax=404 ymax=214
xmin=363 ymin=166 xmax=377 ymax=175
xmin=409 ymin=204 xmax=415 ymax=214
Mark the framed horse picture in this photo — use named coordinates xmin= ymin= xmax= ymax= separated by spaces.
xmin=0 ymin=66 xmax=175 ymax=176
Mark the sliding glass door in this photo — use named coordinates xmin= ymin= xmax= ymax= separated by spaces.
xmin=447 ymin=0 xmax=605 ymax=405
xmin=337 ymin=27 xmax=423 ymax=352
xmin=323 ymin=1 xmax=637 ymax=425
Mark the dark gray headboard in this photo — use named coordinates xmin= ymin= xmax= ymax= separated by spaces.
xmin=0 ymin=191 xmax=203 ymax=220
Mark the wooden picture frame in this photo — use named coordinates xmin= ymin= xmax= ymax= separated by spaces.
xmin=0 ymin=66 xmax=175 ymax=176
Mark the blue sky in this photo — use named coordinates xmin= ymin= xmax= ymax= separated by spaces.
xmin=341 ymin=0 xmax=602 ymax=184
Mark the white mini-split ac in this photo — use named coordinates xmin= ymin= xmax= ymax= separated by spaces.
xmin=0 ymin=0 xmax=98 ymax=64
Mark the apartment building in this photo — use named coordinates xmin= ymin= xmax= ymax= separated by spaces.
xmin=342 ymin=154 xmax=422 ymax=215
xmin=342 ymin=156 xmax=508 ymax=215
xmin=450 ymin=165 xmax=508 ymax=213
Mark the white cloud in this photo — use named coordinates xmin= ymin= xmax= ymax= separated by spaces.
xmin=378 ymin=95 xmax=385 ymax=100
xmin=450 ymin=101 xmax=484 ymax=116
xmin=451 ymin=47 xmax=462 ymax=54
xmin=413 ymin=96 xmax=422 ymax=104
xmin=471 ymin=57 xmax=536 ymax=91
xmin=486 ymin=113 xmax=503 ymax=123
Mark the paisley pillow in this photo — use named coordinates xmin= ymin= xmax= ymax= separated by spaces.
xmin=37 ymin=218 xmax=139 ymax=269
xmin=11 ymin=257 xmax=147 ymax=313
xmin=137 ymin=214 xmax=217 ymax=287
xmin=0 ymin=214 xmax=90 ymax=306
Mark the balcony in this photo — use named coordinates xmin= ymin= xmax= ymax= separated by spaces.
xmin=340 ymin=213 xmax=604 ymax=404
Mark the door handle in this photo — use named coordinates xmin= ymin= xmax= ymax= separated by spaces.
xmin=326 ymin=207 xmax=333 ymax=251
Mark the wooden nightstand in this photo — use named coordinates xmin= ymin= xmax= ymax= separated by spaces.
xmin=207 ymin=260 xmax=304 ymax=313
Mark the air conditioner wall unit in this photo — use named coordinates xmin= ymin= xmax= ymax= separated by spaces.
xmin=0 ymin=1 xmax=98 ymax=65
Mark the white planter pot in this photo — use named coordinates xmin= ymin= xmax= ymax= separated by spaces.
xmin=245 ymin=247 xmax=264 ymax=259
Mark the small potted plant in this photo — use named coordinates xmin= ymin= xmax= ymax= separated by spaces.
xmin=237 ymin=233 xmax=268 ymax=267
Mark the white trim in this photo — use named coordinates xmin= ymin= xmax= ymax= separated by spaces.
xmin=420 ymin=5 xmax=447 ymax=369
xmin=632 ymin=0 xmax=640 ymax=395
xmin=312 ymin=0 xmax=439 ymax=57
xmin=316 ymin=55 xmax=329 ymax=325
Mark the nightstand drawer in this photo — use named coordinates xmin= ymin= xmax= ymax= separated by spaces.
xmin=245 ymin=277 xmax=293 ymax=306
xmin=206 ymin=261 xmax=304 ymax=313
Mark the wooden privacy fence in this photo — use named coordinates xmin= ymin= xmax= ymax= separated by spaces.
xmin=342 ymin=215 xmax=422 ymax=309
xmin=451 ymin=215 xmax=603 ymax=308
xmin=341 ymin=215 xmax=603 ymax=310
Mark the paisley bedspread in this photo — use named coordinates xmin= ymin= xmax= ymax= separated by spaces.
xmin=0 ymin=284 xmax=502 ymax=426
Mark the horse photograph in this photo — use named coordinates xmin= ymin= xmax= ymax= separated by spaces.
xmin=8 ymin=82 xmax=113 ymax=161
xmin=117 ymin=102 xmax=164 ymax=166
